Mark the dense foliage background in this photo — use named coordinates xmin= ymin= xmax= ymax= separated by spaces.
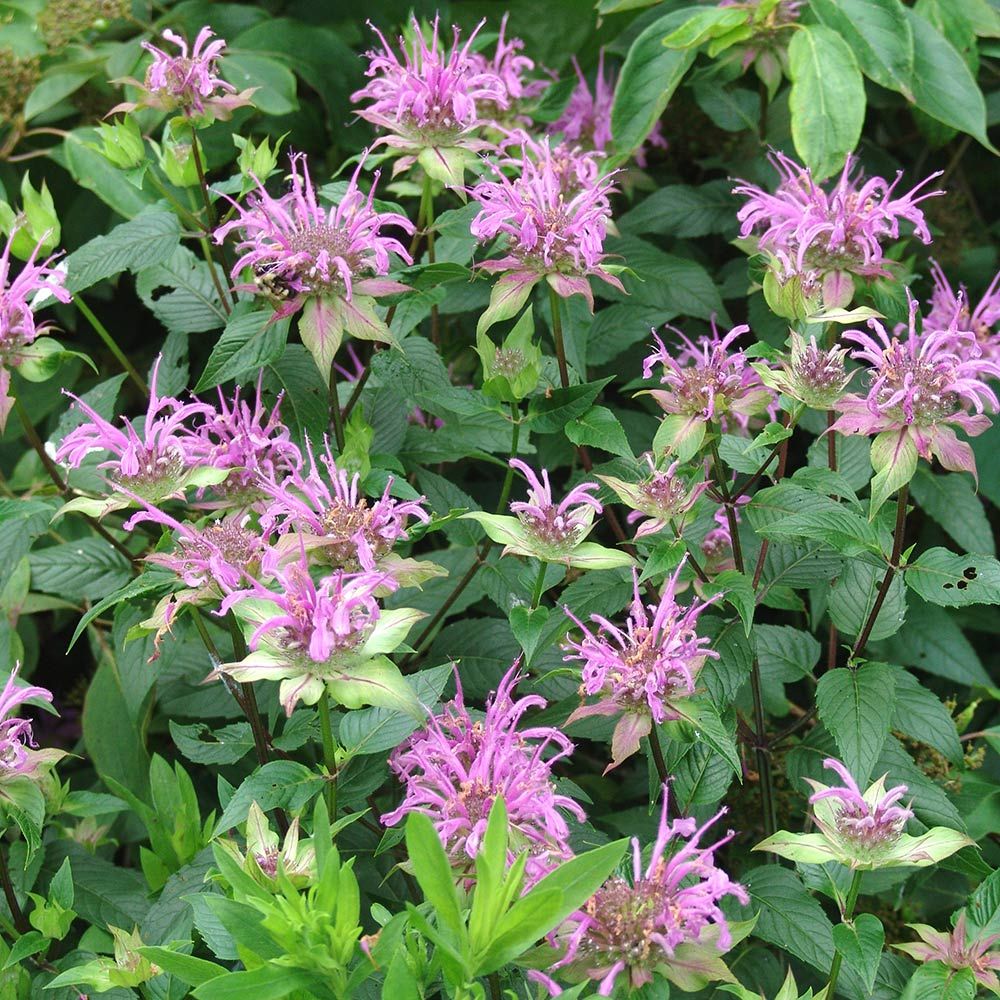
xmin=1 ymin=0 xmax=1000 ymax=997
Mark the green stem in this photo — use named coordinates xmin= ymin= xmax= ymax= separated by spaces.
xmin=826 ymin=870 xmax=864 ymax=999
xmin=648 ymin=726 xmax=669 ymax=785
xmin=530 ymin=561 xmax=547 ymax=609
xmin=0 ymin=839 xmax=29 ymax=934
xmin=145 ymin=171 xmax=205 ymax=231
xmin=328 ymin=360 xmax=346 ymax=452
xmin=75 ymin=297 xmax=149 ymax=396
xmin=420 ymin=173 xmax=439 ymax=344
xmin=185 ymin=182 xmax=233 ymax=317
xmin=496 ymin=404 xmax=521 ymax=512
xmin=548 ymin=285 xmax=570 ymax=389
xmin=317 ymin=692 xmax=339 ymax=821
xmin=707 ymin=434 xmax=744 ymax=574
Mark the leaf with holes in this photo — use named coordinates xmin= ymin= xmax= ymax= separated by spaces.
xmin=905 ymin=548 xmax=1000 ymax=607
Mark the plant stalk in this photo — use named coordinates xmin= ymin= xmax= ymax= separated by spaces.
xmin=530 ymin=561 xmax=547 ymax=609
xmin=75 ymin=297 xmax=149 ymax=396
xmin=548 ymin=285 xmax=570 ymax=389
xmin=0 ymin=841 xmax=29 ymax=935
xmin=328 ymin=359 xmax=346 ymax=451
xmin=648 ymin=725 xmax=669 ymax=785
xmin=317 ymin=692 xmax=339 ymax=821
xmin=825 ymin=869 xmax=864 ymax=999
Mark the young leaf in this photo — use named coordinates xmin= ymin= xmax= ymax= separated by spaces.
xmin=404 ymin=811 xmax=465 ymax=939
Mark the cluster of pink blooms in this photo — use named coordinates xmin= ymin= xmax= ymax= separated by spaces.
xmin=0 ymin=665 xmax=59 ymax=783
xmin=543 ymin=788 xmax=748 ymax=996
xmin=508 ymin=458 xmax=603 ymax=553
xmin=382 ymin=666 xmax=584 ymax=886
xmin=923 ymin=259 xmax=1000 ymax=362
xmin=897 ymin=913 xmax=1000 ymax=994
xmin=215 ymin=153 xmax=414 ymax=325
xmin=564 ymin=560 xmax=718 ymax=770
xmin=734 ymin=151 xmax=943 ymax=305
xmin=0 ymin=229 xmax=71 ymax=431
xmin=112 ymin=26 xmax=255 ymax=119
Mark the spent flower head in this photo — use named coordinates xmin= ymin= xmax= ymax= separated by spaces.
xmin=382 ymin=664 xmax=585 ymax=885
xmin=112 ymin=27 xmax=255 ymax=120
xmin=215 ymin=153 xmax=413 ymax=374
xmin=221 ymin=802 xmax=316 ymax=889
xmin=643 ymin=322 xmax=774 ymax=459
xmin=352 ymin=16 xmax=507 ymax=185
xmin=734 ymin=151 xmax=943 ymax=315
xmin=756 ymin=757 xmax=971 ymax=870
xmin=896 ymin=912 xmax=1000 ymax=995
xmin=0 ymin=228 xmax=71 ymax=431
xmin=552 ymin=787 xmax=748 ymax=995
xmin=756 ymin=329 xmax=852 ymax=408
xmin=563 ymin=559 xmax=718 ymax=770
xmin=470 ymin=136 xmax=622 ymax=329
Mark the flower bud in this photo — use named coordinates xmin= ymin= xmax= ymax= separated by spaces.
xmin=94 ymin=116 xmax=145 ymax=170
xmin=0 ymin=174 xmax=60 ymax=260
xmin=234 ymin=133 xmax=283 ymax=191
xmin=475 ymin=305 xmax=542 ymax=403
xmin=156 ymin=126 xmax=200 ymax=188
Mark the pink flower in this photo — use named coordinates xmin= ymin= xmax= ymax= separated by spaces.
xmin=216 ymin=153 xmax=413 ymax=365
xmin=382 ymin=664 xmax=585 ymax=885
xmin=0 ymin=665 xmax=59 ymax=783
xmin=563 ymin=559 xmax=717 ymax=770
xmin=56 ymin=356 xmax=214 ymax=502
xmin=112 ymin=27 xmax=255 ymax=119
xmin=830 ymin=293 xmax=1000 ymax=481
xmin=553 ymin=787 xmax=747 ymax=995
xmin=467 ymin=13 xmax=549 ymax=118
xmin=470 ymin=136 xmax=622 ymax=311
xmin=550 ymin=51 xmax=667 ymax=167
xmin=734 ymin=151 xmax=943 ymax=307
xmin=509 ymin=457 xmax=602 ymax=551
xmin=352 ymin=15 xmax=507 ymax=180
xmin=0 ymin=228 xmax=71 ymax=431
xmin=259 ymin=439 xmax=429 ymax=568
xmin=643 ymin=322 xmax=774 ymax=459
xmin=195 ymin=379 xmax=302 ymax=503
xmin=924 ymin=259 xmax=1000 ymax=361
xmin=897 ymin=913 xmax=1000 ymax=993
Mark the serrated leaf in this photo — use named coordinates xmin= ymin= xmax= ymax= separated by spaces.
xmin=566 ymin=406 xmax=633 ymax=459
xmin=832 ymin=913 xmax=884 ymax=995
xmin=889 ymin=665 xmax=962 ymax=763
xmin=195 ymin=306 xmax=290 ymax=391
xmin=905 ymin=548 xmax=1000 ymax=607
xmin=910 ymin=467 xmax=995 ymax=556
xmin=213 ymin=762 xmax=324 ymax=836
xmin=830 ymin=560 xmax=908 ymax=641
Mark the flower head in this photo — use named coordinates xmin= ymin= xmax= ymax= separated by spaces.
xmin=112 ymin=27 xmax=254 ymax=119
xmin=223 ymin=802 xmax=316 ymax=889
xmin=756 ymin=757 xmax=972 ymax=870
xmin=0 ymin=228 xmax=71 ymax=431
xmin=600 ymin=455 xmax=710 ymax=540
xmin=216 ymin=153 xmax=412 ymax=372
xmin=56 ymin=357 xmax=222 ymax=514
xmin=830 ymin=294 xmax=1000 ymax=491
xmin=467 ymin=14 xmax=548 ymax=121
xmin=260 ymin=439 xmax=429 ymax=569
xmin=0 ymin=665 xmax=61 ymax=783
xmin=924 ymin=259 xmax=1000 ymax=361
xmin=553 ymin=787 xmax=748 ymax=995
xmin=470 ymin=137 xmax=622 ymax=322
xmin=382 ymin=664 xmax=585 ymax=885
xmin=215 ymin=547 xmax=421 ymax=716
xmin=563 ymin=559 xmax=717 ymax=769
xmin=550 ymin=51 xmax=667 ymax=167
xmin=757 ymin=329 xmax=852 ymax=408
xmin=352 ymin=16 xmax=507 ymax=183
xmin=643 ymin=322 xmax=774 ymax=459
xmin=195 ymin=379 xmax=302 ymax=503
xmin=734 ymin=151 xmax=943 ymax=313
xmin=896 ymin=912 xmax=1000 ymax=994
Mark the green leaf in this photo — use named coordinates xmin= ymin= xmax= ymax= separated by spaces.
xmin=787 ymin=24 xmax=866 ymax=179
xmin=64 ymin=209 xmax=182 ymax=294
xmin=612 ymin=10 xmax=697 ymax=156
xmin=509 ymin=605 xmax=551 ymax=667
xmin=64 ymin=128 xmax=159 ymax=218
xmin=830 ymin=560 xmax=908 ymax=641
xmin=905 ymin=8 xmax=994 ymax=148
xmin=811 ymin=0 xmax=914 ymax=98
xmin=526 ymin=377 xmax=612 ymax=433
xmin=617 ymin=180 xmax=736 ymax=238
xmin=264 ymin=344 xmax=329 ymax=445
xmin=869 ymin=429 xmax=918 ymax=518
xmin=195 ymin=305 xmax=290 ymax=391
xmin=29 ymin=538 xmax=132 ymax=602
xmin=2 ymin=929 xmax=47 ymax=968
xmin=905 ymin=548 xmax=1000 ymax=606
xmin=0 ymin=499 xmax=57 ymax=570
xmin=405 ymin=812 xmax=465 ymax=937
xmin=701 ymin=570 xmax=755 ymax=636
xmin=193 ymin=966 xmax=317 ymax=1000
xmin=669 ymin=699 xmax=742 ymax=779
xmin=213 ymin=762 xmax=324 ymax=836
xmin=910 ymin=467 xmax=995 ymax=555
xmin=67 ymin=571 xmax=175 ymax=651
xmin=901 ymin=963 xmax=976 ymax=1000
xmin=816 ymin=662 xmax=896 ymax=784
xmin=0 ymin=778 xmax=44 ymax=861
xmin=890 ymin=665 xmax=962 ymax=763
xmin=24 ymin=70 xmax=92 ymax=121
xmin=565 ymin=406 xmax=634 ymax=459
xmin=220 ymin=52 xmax=298 ymax=115
xmin=754 ymin=624 xmax=821 ymax=679
xmin=138 ymin=948 xmax=226 ymax=987
xmin=662 ymin=6 xmax=748 ymax=49
xmin=832 ymin=913 xmax=884 ymax=995
xmin=135 ymin=246 xmax=227 ymax=336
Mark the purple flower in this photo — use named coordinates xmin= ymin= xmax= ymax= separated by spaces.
xmin=0 ymin=665 xmax=61 ymax=783
xmin=897 ymin=913 xmax=1000 ymax=994
xmin=600 ymin=455 xmax=710 ymax=541
xmin=756 ymin=328 xmax=852 ymax=408
xmin=924 ymin=259 xmax=1000 ymax=361
xmin=830 ymin=293 xmax=1000 ymax=483
xmin=733 ymin=151 xmax=943 ymax=309
xmin=563 ymin=559 xmax=717 ymax=770
xmin=352 ymin=16 xmax=507 ymax=182
xmin=553 ymin=787 xmax=747 ymax=995
xmin=550 ymin=51 xmax=667 ymax=167
xmin=56 ymin=356 xmax=216 ymax=504
xmin=259 ymin=439 xmax=429 ymax=568
xmin=466 ymin=14 xmax=549 ymax=123
xmin=111 ymin=26 xmax=255 ymax=119
xmin=195 ymin=379 xmax=302 ymax=503
xmin=216 ymin=153 xmax=413 ymax=371
xmin=470 ymin=136 xmax=622 ymax=320
xmin=0 ymin=228 xmax=71 ymax=431
xmin=382 ymin=664 xmax=585 ymax=885
xmin=509 ymin=458 xmax=602 ymax=552
xmin=643 ymin=322 xmax=774 ymax=459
